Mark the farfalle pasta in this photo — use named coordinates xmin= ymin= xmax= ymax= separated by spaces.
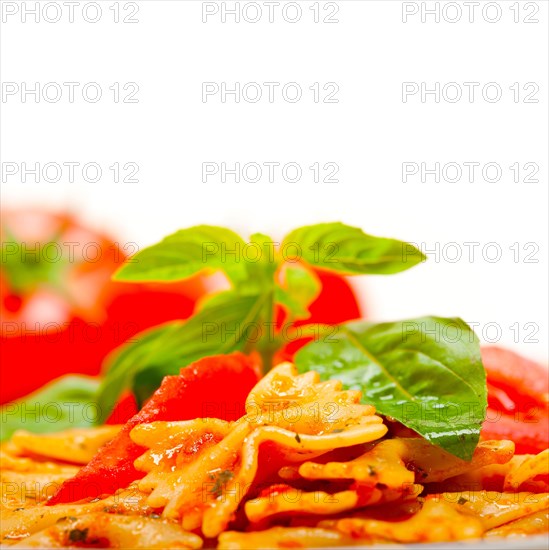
xmin=1 ymin=363 xmax=548 ymax=548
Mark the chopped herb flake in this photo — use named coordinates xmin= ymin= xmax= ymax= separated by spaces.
xmin=210 ymin=470 xmax=234 ymax=499
xmin=68 ymin=528 xmax=89 ymax=543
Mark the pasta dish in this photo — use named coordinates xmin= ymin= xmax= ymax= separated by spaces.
xmin=1 ymin=222 xmax=547 ymax=548
xmin=1 ymin=359 xmax=547 ymax=548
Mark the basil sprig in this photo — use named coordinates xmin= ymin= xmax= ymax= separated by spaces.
xmin=95 ymin=222 xmax=424 ymax=422
xmin=3 ymin=222 xmax=490 ymax=462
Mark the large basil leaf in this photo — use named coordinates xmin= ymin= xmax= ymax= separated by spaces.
xmin=282 ymin=222 xmax=425 ymax=275
xmin=295 ymin=317 xmax=486 ymax=460
xmin=95 ymin=292 xmax=267 ymax=422
xmin=113 ymin=225 xmax=248 ymax=285
xmin=0 ymin=376 xmax=100 ymax=441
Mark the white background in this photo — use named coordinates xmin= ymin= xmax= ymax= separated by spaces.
xmin=1 ymin=0 xmax=548 ymax=361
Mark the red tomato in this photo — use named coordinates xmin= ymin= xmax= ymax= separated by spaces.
xmin=481 ymin=346 xmax=548 ymax=454
xmin=482 ymin=346 xmax=548 ymax=410
xmin=274 ymin=269 xmax=362 ymax=364
xmin=49 ymin=352 xmax=260 ymax=504
xmin=305 ymin=269 xmax=362 ymax=326
xmin=0 ymin=210 xmax=205 ymax=403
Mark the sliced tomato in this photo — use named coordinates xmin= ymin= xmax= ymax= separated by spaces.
xmin=481 ymin=347 xmax=548 ymax=454
xmin=304 ymin=269 xmax=362 ymax=326
xmin=482 ymin=408 xmax=549 ymax=455
xmin=482 ymin=347 xmax=548 ymax=410
xmin=105 ymin=392 xmax=138 ymax=425
xmin=47 ymin=352 xmax=260 ymax=504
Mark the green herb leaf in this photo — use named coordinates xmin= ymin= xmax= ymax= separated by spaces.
xmin=295 ymin=317 xmax=486 ymax=460
xmin=0 ymin=376 xmax=100 ymax=441
xmin=282 ymin=222 xmax=425 ymax=275
xmin=113 ymin=225 xmax=248 ymax=286
xmin=95 ymin=292 xmax=267 ymax=422
xmin=275 ymin=264 xmax=321 ymax=321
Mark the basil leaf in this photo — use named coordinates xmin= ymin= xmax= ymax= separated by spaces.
xmin=295 ymin=317 xmax=486 ymax=460
xmin=113 ymin=225 xmax=248 ymax=286
xmin=282 ymin=222 xmax=425 ymax=275
xmin=95 ymin=292 xmax=267 ymax=422
xmin=131 ymin=367 xmax=169 ymax=409
xmin=275 ymin=265 xmax=320 ymax=321
xmin=0 ymin=376 xmax=100 ymax=441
